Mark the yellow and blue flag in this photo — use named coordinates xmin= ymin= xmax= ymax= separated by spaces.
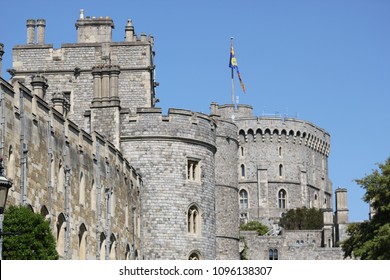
xmin=229 ymin=45 xmax=246 ymax=93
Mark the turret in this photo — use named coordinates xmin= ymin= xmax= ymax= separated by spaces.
xmin=125 ymin=19 xmax=135 ymax=42
xmin=75 ymin=10 xmax=114 ymax=43
xmin=30 ymin=74 xmax=48 ymax=99
xmin=335 ymin=188 xmax=349 ymax=244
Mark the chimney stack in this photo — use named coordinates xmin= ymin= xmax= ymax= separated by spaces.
xmin=26 ymin=19 xmax=36 ymax=45
xmin=36 ymin=19 xmax=46 ymax=45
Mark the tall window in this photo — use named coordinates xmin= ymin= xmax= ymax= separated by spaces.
xmin=278 ymin=189 xmax=286 ymax=209
xmin=241 ymin=164 xmax=245 ymax=178
xmin=79 ymin=224 xmax=87 ymax=260
xmin=79 ymin=172 xmax=85 ymax=206
xmin=187 ymin=159 xmax=200 ymax=181
xmin=279 ymin=164 xmax=283 ymax=177
xmin=187 ymin=205 xmax=200 ymax=235
xmin=269 ymin=249 xmax=278 ymax=260
xmin=239 ymin=189 xmax=248 ymax=209
xmin=8 ymin=145 xmax=15 ymax=180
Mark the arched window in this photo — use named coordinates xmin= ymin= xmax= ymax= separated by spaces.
xmin=79 ymin=172 xmax=85 ymax=206
xmin=239 ymin=189 xmax=248 ymax=209
xmin=269 ymin=248 xmax=279 ymax=260
xmin=58 ymin=161 xmax=65 ymax=193
xmin=8 ymin=145 xmax=15 ymax=180
xmin=241 ymin=164 xmax=245 ymax=178
xmin=91 ymin=179 xmax=96 ymax=211
xmin=241 ymin=147 xmax=244 ymax=157
xmin=279 ymin=164 xmax=283 ymax=177
xmin=99 ymin=233 xmax=106 ymax=260
xmin=79 ymin=223 xmax=87 ymax=260
xmin=278 ymin=189 xmax=286 ymax=209
xmin=187 ymin=205 xmax=200 ymax=235
xmin=109 ymin=234 xmax=117 ymax=260
xmin=40 ymin=205 xmax=50 ymax=221
xmin=56 ymin=213 xmax=66 ymax=259
xmin=188 ymin=251 xmax=201 ymax=260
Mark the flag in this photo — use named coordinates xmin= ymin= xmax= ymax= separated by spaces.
xmin=229 ymin=45 xmax=246 ymax=93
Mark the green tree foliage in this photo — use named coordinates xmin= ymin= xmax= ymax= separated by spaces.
xmin=240 ymin=221 xmax=269 ymax=235
xmin=3 ymin=205 xmax=58 ymax=260
xmin=279 ymin=207 xmax=323 ymax=230
xmin=342 ymin=157 xmax=390 ymax=260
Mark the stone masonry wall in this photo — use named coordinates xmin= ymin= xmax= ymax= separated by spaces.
xmin=0 ymin=77 xmax=141 ymax=260
xmin=120 ymin=108 xmax=217 ymax=259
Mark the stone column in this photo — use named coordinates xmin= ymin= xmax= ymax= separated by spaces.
xmin=36 ymin=19 xmax=46 ymax=45
xmin=92 ymin=67 xmax=102 ymax=101
xmin=109 ymin=65 xmax=120 ymax=105
xmin=26 ymin=19 xmax=36 ymax=45
xmin=101 ymin=66 xmax=110 ymax=105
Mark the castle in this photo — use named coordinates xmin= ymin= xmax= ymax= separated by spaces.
xmin=0 ymin=10 xmax=349 ymax=260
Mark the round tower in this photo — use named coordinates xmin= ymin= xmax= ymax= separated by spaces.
xmin=211 ymin=103 xmax=240 ymax=260
xmin=217 ymin=104 xmax=331 ymax=227
xmin=120 ymin=108 xmax=217 ymax=260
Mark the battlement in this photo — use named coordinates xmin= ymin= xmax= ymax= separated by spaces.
xmin=121 ymin=107 xmax=216 ymax=152
xmin=237 ymin=116 xmax=330 ymax=156
xmin=211 ymin=103 xmax=253 ymax=119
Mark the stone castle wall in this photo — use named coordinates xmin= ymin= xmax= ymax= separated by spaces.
xmin=11 ymin=16 xmax=155 ymax=130
xmin=212 ymin=109 xmax=240 ymax=259
xmin=120 ymin=107 xmax=217 ymax=259
xmin=0 ymin=77 xmax=141 ymax=260
xmin=214 ymin=104 xmax=332 ymax=225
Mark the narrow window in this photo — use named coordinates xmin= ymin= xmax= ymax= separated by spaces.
xmin=187 ymin=205 xmax=200 ymax=235
xmin=241 ymin=147 xmax=244 ymax=157
xmin=187 ymin=159 xmax=200 ymax=181
xmin=278 ymin=189 xmax=286 ymax=209
xmin=241 ymin=164 xmax=245 ymax=178
xmin=239 ymin=189 xmax=248 ymax=209
xmin=279 ymin=164 xmax=283 ymax=177
xmin=79 ymin=172 xmax=85 ymax=206
xmin=278 ymin=147 xmax=282 ymax=157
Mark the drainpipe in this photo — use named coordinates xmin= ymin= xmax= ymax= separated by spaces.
xmin=64 ymin=165 xmax=71 ymax=259
xmin=47 ymin=120 xmax=53 ymax=225
xmin=19 ymin=89 xmax=27 ymax=206
xmin=105 ymin=160 xmax=111 ymax=260
xmin=96 ymin=141 xmax=102 ymax=259
xmin=1 ymin=88 xmax=5 ymax=160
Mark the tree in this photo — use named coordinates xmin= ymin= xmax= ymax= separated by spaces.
xmin=240 ymin=221 xmax=269 ymax=235
xmin=279 ymin=207 xmax=323 ymax=230
xmin=342 ymin=157 xmax=390 ymax=260
xmin=3 ymin=205 xmax=58 ymax=260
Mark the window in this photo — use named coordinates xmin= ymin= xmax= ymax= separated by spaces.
xmin=239 ymin=189 xmax=248 ymax=209
xmin=278 ymin=147 xmax=282 ymax=157
xmin=278 ymin=189 xmax=286 ymax=209
xmin=241 ymin=147 xmax=244 ymax=157
xmin=78 ymin=224 xmax=87 ymax=260
xmin=279 ymin=164 xmax=283 ymax=177
xmin=187 ymin=159 xmax=200 ymax=181
xmin=188 ymin=251 xmax=201 ymax=260
xmin=79 ymin=172 xmax=85 ymax=206
xmin=269 ymin=249 xmax=278 ymax=260
xmin=241 ymin=164 xmax=245 ymax=178
xmin=187 ymin=205 xmax=200 ymax=235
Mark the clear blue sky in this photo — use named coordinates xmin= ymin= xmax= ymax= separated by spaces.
xmin=1 ymin=0 xmax=389 ymax=222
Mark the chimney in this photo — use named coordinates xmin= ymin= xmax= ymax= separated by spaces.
xmin=26 ymin=19 xmax=36 ymax=45
xmin=52 ymin=91 xmax=65 ymax=115
xmin=36 ymin=19 xmax=46 ymax=45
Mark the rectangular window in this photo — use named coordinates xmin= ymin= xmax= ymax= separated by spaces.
xmin=187 ymin=159 xmax=200 ymax=182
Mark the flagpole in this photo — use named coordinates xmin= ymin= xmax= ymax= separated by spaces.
xmin=230 ymin=37 xmax=235 ymax=105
